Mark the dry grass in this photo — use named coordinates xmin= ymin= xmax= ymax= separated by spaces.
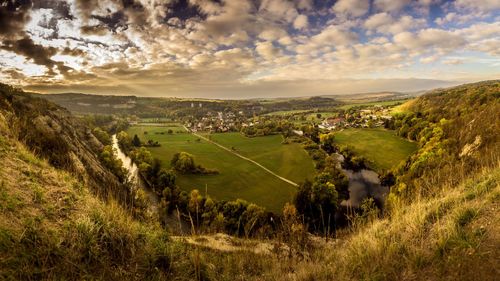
xmin=244 ymin=165 xmax=499 ymax=281
xmin=169 ymin=165 xmax=499 ymax=281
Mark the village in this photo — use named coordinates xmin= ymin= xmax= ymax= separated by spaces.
xmin=318 ymin=105 xmax=393 ymax=131
xmin=186 ymin=109 xmax=246 ymax=133
xmin=184 ymin=103 xmax=395 ymax=134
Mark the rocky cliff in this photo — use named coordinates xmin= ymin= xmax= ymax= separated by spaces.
xmin=0 ymin=84 xmax=130 ymax=203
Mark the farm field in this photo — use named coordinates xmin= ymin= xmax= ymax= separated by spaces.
xmin=337 ymin=99 xmax=410 ymax=110
xmin=126 ymin=127 xmax=315 ymax=212
xmin=305 ymin=111 xmax=338 ymax=122
xmin=202 ymin=132 xmax=315 ymax=183
xmin=333 ymin=128 xmax=417 ymax=171
xmin=265 ymin=109 xmax=312 ymax=116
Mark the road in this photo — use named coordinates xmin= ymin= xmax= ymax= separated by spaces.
xmin=183 ymin=126 xmax=299 ymax=187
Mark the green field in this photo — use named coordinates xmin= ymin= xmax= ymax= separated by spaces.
xmin=305 ymin=112 xmax=338 ymax=122
xmin=337 ymin=99 xmax=410 ymax=110
xmin=265 ymin=109 xmax=312 ymax=116
xmin=333 ymin=128 xmax=417 ymax=171
xmin=126 ymin=127 xmax=315 ymax=212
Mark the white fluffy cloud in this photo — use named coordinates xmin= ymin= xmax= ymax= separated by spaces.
xmin=374 ymin=0 xmax=411 ymax=12
xmin=255 ymin=41 xmax=282 ymax=60
xmin=293 ymin=14 xmax=308 ymax=29
xmin=332 ymin=0 xmax=370 ymax=17
xmin=365 ymin=13 xmax=426 ymax=34
xmin=455 ymin=0 xmax=500 ymax=12
xmin=394 ymin=28 xmax=467 ymax=52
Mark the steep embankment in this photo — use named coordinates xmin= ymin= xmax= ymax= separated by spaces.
xmin=388 ymin=80 xmax=499 ymax=199
xmin=0 ymin=104 xmax=174 ymax=279
xmin=0 ymin=84 xmax=129 ymax=202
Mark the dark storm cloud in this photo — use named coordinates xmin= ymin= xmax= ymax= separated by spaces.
xmin=0 ymin=0 xmax=32 ymax=38
xmin=4 ymin=69 xmax=26 ymax=80
xmin=32 ymin=0 xmax=73 ymax=20
xmin=80 ymin=24 xmax=109 ymax=35
xmin=75 ymin=0 xmax=99 ymax=21
xmin=2 ymin=37 xmax=56 ymax=72
xmin=60 ymin=46 xmax=85 ymax=57
xmin=0 ymin=0 xmax=75 ymax=76
xmin=92 ymin=10 xmax=128 ymax=32
xmin=169 ymin=0 xmax=206 ymax=21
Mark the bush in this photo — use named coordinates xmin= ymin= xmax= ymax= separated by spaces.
xmin=171 ymin=152 xmax=219 ymax=175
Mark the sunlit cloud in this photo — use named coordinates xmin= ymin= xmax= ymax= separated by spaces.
xmin=0 ymin=0 xmax=499 ymax=98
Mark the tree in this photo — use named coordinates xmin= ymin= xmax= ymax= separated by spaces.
xmin=282 ymin=203 xmax=307 ymax=248
xmin=221 ymin=199 xmax=249 ymax=234
xmin=92 ymin=127 xmax=111 ymax=145
xmin=99 ymin=145 xmax=127 ymax=182
xmin=157 ymin=168 xmax=176 ymax=188
xmin=132 ymin=134 xmax=141 ymax=147
xmin=171 ymin=152 xmax=196 ymax=172
xmin=294 ymin=173 xmax=339 ymax=234
xmin=188 ymin=189 xmax=203 ymax=230
xmin=242 ymin=203 xmax=266 ymax=237
xmin=320 ymin=132 xmax=336 ymax=154
xmin=116 ymin=131 xmax=132 ymax=152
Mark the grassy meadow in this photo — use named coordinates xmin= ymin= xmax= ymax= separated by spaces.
xmin=126 ymin=126 xmax=315 ymax=212
xmin=334 ymin=128 xmax=417 ymax=171
xmin=265 ymin=109 xmax=312 ymax=116
xmin=337 ymin=99 xmax=410 ymax=110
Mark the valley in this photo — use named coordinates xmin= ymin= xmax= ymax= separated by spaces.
xmin=0 ymin=81 xmax=498 ymax=280
xmin=125 ymin=125 xmax=314 ymax=212
xmin=1 ymin=1 xmax=498 ymax=279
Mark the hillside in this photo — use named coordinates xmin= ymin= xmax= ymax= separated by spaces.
xmin=387 ymin=80 xmax=499 ymax=200
xmin=0 ymin=82 xmax=498 ymax=280
xmin=0 ymin=85 xmax=128 ymax=201
xmin=0 ymin=88 xmax=176 ymax=279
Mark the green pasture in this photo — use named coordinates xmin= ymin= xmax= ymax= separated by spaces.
xmin=337 ymin=99 xmax=409 ymax=110
xmin=333 ymin=128 xmax=417 ymax=172
xmin=265 ymin=109 xmax=312 ymax=116
xmin=126 ymin=127 xmax=315 ymax=212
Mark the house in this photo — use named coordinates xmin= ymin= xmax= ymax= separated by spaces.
xmin=323 ymin=117 xmax=344 ymax=126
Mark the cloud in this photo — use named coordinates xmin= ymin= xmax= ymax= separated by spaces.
xmin=394 ymin=28 xmax=467 ymax=52
xmin=0 ymin=1 xmax=31 ymax=38
xmin=374 ymin=0 xmax=411 ymax=12
xmin=332 ymin=0 xmax=370 ymax=17
xmin=60 ymin=47 xmax=85 ymax=57
xmin=0 ymin=2 xmax=75 ymax=76
xmin=454 ymin=0 xmax=500 ymax=13
xmin=295 ymin=0 xmax=314 ymax=11
xmin=1 ymin=37 xmax=71 ymax=75
xmin=442 ymin=58 xmax=464 ymax=65
xmin=293 ymin=14 xmax=308 ymax=29
xmin=258 ymin=27 xmax=288 ymax=42
xmin=311 ymin=25 xmax=358 ymax=46
xmin=0 ymin=0 xmax=497 ymax=98
xmin=255 ymin=41 xmax=281 ymax=60
xmin=364 ymin=13 xmax=426 ymax=34
xmin=259 ymin=0 xmax=298 ymax=23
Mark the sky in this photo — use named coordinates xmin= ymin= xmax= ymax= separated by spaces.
xmin=0 ymin=0 xmax=499 ymax=98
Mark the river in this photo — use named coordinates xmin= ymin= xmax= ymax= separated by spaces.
xmin=333 ymin=153 xmax=389 ymax=209
xmin=112 ymin=134 xmax=159 ymax=214
xmin=112 ymin=134 xmax=188 ymax=234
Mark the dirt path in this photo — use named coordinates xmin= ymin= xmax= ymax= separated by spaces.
xmin=183 ymin=126 xmax=299 ymax=187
